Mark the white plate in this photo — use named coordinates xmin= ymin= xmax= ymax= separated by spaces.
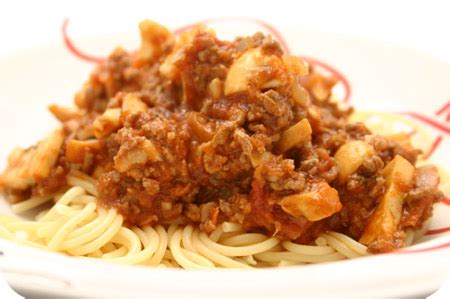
xmin=0 ymin=18 xmax=449 ymax=298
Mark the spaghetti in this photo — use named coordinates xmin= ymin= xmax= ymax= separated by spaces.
xmin=0 ymin=172 xmax=375 ymax=269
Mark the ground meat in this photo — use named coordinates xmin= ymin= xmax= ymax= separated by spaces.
xmin=345 ymin=122 xmax=372 ymax=140
xmin=401 ymin=165 xmax=443 ymax=228
xmin=299 ymin=146 xmax=338 ymax=183
xmin=244 ymin=178 xmax=312 ymax=240
xmin=97 ymin=108 xmax=197 ymax=226
xmin=369 ymin=135 xmax=420 ymax=164
xmin=0 ymin=22 xmax=443 ymax=253
xmin=176 ymin=34 xmax=234 ymax=110
xmin=334 ymin=154 xmax=386 ymax=239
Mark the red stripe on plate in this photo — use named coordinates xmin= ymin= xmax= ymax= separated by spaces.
xmin=426 ymin=227 xmax=450 ymax=235
xmin=435 ymin=101 xmax=450 ymax=116
xmin=62 ymin=17 xmax=291 ymax=62
xmin=442 ymin=197 xmax=450 ymax=206
xmin=422 ymin=135 xmax=443 ymax=160
xmin=398 ymin=241 xmax=450 ymax=254
xmin=400 ymin=112 xmax=450 ymax=134
xmin=62 ymin=19 xmax=106 ymax=64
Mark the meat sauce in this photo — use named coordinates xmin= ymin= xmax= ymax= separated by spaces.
xmin=0 ymin=21 xmax=443 ymax=253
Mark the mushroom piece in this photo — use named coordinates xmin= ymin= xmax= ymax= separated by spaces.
xmin=224 ymin=47 xmax=284 ymax=96
xmin=0 ymin=129 xmax=65 ymax=189
xmin=65 ymin=139 xmax=103 ymax=164
xmin=93 ymin=108 xmax=122 ymax=139
xmin=121 ymin=94 xmax=148 ymax=119
xmin=281 ymin=55 xmax=309 ymax=76
xmin=30 ymin=129 xmax=65 ymax=181
xmin=276 ymin=118 xmax=312 ymax=153
xmin=114 ymin=138 xmax=161 ymax=173
xmin=48 ymin=104 xmax=83 ymax=122
xmin=135 ymin=20 xmax=174 ymax=66
xmin=279 ymin=181 xmax=342 ymax=221
xmin=334 ymin=140 xmax=375 ymax=184
xmin=0 ymin=148 xmax=36 ymax=190
xmin=359 ymin=155 xmax=415 ymax=247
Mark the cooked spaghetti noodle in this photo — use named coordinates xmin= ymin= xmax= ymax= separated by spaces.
xmin=0 ymin=172 xmax=376 ymax=268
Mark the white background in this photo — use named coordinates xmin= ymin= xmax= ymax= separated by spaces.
xmin=0 ymin=0 xmax=449 ymax=298
xmin=0 ymin=0 xmax=449 ymax=64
